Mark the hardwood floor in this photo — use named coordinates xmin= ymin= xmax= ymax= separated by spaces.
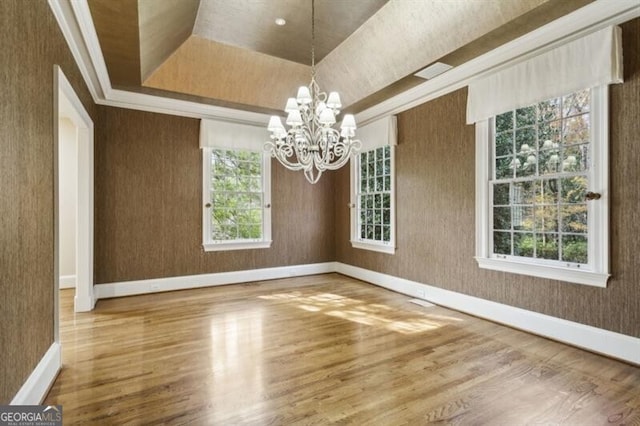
xmin=46 ymin=274 xmax=640 ymax=425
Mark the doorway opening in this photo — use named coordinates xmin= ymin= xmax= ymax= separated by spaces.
xmin=54 ymin=65 xmax=94 ymax=339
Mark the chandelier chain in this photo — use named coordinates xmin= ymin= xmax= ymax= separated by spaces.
xmin=311 ymin=0 xmax=316 ymax=78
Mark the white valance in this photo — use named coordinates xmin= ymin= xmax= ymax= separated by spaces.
xmin=200 ymin=119 xmax=267 ymax=151
xmin=358 ymin=115 xmax=398 ymax=152
xmin=466 ymin=26 xmax=623 ymax=124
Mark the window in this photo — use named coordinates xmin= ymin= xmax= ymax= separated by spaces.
xmin=475 ymin=86 xmax=609 ymax=286
xmin=469 ymin=27 xmax=622 ymax=287
xmin=350 ymin=116 xmax=397 ymax=254
xmin=200 ymin=119 xmax=271 ymax=251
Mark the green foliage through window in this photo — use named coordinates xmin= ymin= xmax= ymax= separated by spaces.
xmin=357 ymin=146 xmax=392 ymax=243
xmin=210 ymin=149 xmax=263 ymax=241
xmin=491 ymin=90 xmax=590 ymax=264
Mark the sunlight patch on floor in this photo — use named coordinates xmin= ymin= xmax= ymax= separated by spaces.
xmin=258 ymin=291 xmax=455 ymax=334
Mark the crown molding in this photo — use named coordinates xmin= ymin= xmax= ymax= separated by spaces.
xmin=50 ymin=0 xmax=639 ymax=126
xmin=49 ymin=0 xmax=271 ymax=125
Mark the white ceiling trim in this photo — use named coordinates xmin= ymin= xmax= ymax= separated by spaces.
xmin=50 ymin=0 xmax=639 ymax=127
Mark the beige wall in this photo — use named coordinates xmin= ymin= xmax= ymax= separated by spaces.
xmin=335 ymin=18 xmax=640 ymax=339
xmin=94 ymin=106 xmax=336 ymax=284
xmin=58 ymin=118 xmax=77 ymax=283
xmin=0 ymin=1 xmax=96 ymax=403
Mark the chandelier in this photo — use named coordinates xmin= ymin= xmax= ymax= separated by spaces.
xmin=265 ymin=0 xmax=361 ymax=184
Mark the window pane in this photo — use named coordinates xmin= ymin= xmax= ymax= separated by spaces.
xmin=538 ymin=121 xmax=561 ymax=149
xmin=516 ymin=106 xmax=536 ymax=127
xmin=493 ymin=231 xmax=511 ymax=255
xmin=516 ymin=153 xmax=536 ymax=178
xmin=382 ymin=209 xmax=390 ymax=225
xmin=535 ymin=206 xmax=558 ymax=232
xmin=383 ymin=226 xmax=391 ymax=242
xmin=495 ymin=132 xmax=513 ymax=157
xmin=536 ymin=234 xmax=559 ymax=260
xmin=538 ymin=149 xmax=561 ymax=175
xmin=538 ymin=98 xmax=561 ymax=123
xmin=561 ymin=204 xmax=587 ymax=233
xmin=538 ymin=179 xmax=559 ymax=204
xmin=514 ymin=233 xmax=534 ymax=257
xmin=496 ymin=111 xmax=513 ymax=133
xmin=495 ymin=157 xmax=513 ymax=180
xmin=493 ymin=207 xmax=510 ymax=231
xmin=561 ymin=176 xmax=587 ymax=203
xmin=511 ymin=180 xmax=535 ymax=205
xmin=563 ymin=89 xmax=590 ymax=116
xmin=513 ymin=206 xmax=534 ymax=231
xmin=383 ymin=193 xmax=390 ymax=209
xmin=562 ymin=235 xmax=588 ymax=264
xmin=563 ymin=114 xmax=590 ymax=146
xmin=516 ymin=127 xmax=536 ymax=153
xmin=562 ymin=144 xmax=589 ymax=172
xmin=493 ymin=183 xmax=510 ymax=206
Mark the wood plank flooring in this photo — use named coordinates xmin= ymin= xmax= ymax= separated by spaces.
xmin=46 ymin=273 xmax=640 ymax=425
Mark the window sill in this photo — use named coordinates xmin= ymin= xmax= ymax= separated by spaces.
xmin=350 ymin=240 xmax=395 ymax=255
xmin=203 ymin=240 xmax=272 ymax=252
xmin=475 ymin=257 xmax=609 ymax=287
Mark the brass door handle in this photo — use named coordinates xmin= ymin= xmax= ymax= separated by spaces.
xmin=585 ymin=192 xmax=601 ymax=201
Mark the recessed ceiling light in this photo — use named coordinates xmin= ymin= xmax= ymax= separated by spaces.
xmin=275 ymin=18 xmax=286 ymax=26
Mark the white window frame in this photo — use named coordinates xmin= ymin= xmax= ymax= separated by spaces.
xmin=475 ymin=85 xmax=609 ymax=287
xmin=202 ymin=147 xmax=272 ymax=252
xmin=349 ymin=145 xmax=396 ymax=254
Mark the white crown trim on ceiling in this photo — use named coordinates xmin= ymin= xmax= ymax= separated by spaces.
xmin=49 ymin=0 xmax=639 ymax=127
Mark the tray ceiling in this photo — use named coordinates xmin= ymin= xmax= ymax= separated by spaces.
xmin=88 ymin=0 xmax=594 ymax=115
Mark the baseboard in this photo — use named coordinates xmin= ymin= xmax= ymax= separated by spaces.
xmin=59 ymin=275 xmax=76 ymax=289
xmin=11 ymin=342 xmax=61 ymax=405
xmin=334 ymin=262 xmax=640 ymax=365
xmin=94 ymin=262 xmax=336 ymax=299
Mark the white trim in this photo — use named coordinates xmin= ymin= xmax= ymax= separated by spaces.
xmin=475 ymin=86 xmax=610 ymax=286
xmin=51 ymin=1 xmax=638 ymax=128
xmin=334 ymin=262 xmax=640 ymax=365
xmin=349 ymin=241 xmax=395 ymax=255
xmin=93 ymin=263 xmax=335 ymax=299
xmin=59 ymin=275 xmax=76 ymax=289
xmin=349 ymin=145 xmax=396 ymax=254
xmin=55 ymin=66 xmax=96 ymax=312
xmin=356 ymin=0 xmax=639 ymax=126
xmin=203 ymin=241 xmax=272 ymax=252
xmin=47 ymin=0 xmax=103 ymax=101
xmin=201 ymin=147 xmax=272 ymax=251
xmin=476 ymin=257 xmax=609 ymax=287
xmin=11 ymin=343 xmax=61 ymax=405
xmin=475 ymin=120 xmax=490 ymax=259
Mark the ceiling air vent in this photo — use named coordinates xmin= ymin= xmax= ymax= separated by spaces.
xmin=414 ymin=62 xmax=453 ymax=80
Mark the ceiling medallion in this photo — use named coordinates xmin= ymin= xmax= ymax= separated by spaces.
xmin=265 ymin=0 xmax=361 ymax=184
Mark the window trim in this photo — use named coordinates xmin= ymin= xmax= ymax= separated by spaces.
xmin=201 ymin=147 xmax=272 ymax=252
xmin=475 ymin=85 xmax=609 ymax=287
xmin=349 ymin=145 xmax=396 ymax=255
